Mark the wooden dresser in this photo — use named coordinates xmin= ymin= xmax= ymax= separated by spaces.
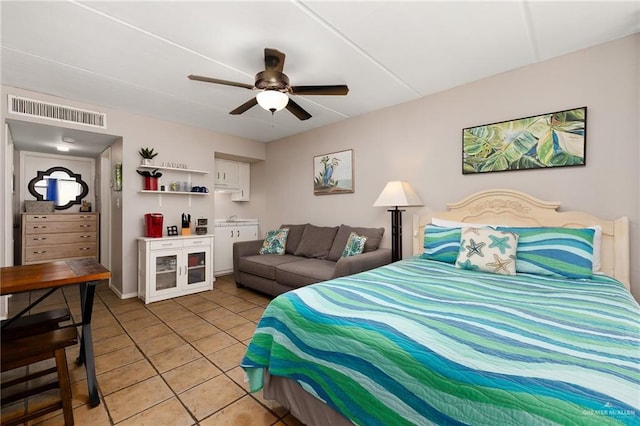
xmin=21 ymin=213 xmax=99 ymax=265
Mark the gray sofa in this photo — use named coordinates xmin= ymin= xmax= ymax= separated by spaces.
xmin=233 ymin=224 xmax=392 ymax=296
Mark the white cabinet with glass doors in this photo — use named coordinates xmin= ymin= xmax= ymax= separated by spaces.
xmin=138 ymin=235 xmax=214 ymax=304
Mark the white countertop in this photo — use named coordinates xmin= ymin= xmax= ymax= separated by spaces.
xmin=214 ymin=219 xmax=259 ymax=227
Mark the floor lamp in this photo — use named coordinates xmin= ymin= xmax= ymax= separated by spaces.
xmin=374 ymin=181 xmax=423 ymax=262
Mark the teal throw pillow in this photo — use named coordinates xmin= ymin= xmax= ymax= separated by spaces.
xmin=456 ymin=227 xmax=518 ymax=276
xmin=259 ymin=228 xmax=289 ymax=255
xmin=342 ymin=232 xmax=367 ymax=257
xmin=497 ymin=226 xmax=595 ymax=279
xmin=422 ymin=225 xmax=461 ymax=264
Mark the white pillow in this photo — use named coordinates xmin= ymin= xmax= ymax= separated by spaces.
xmin=590 ymin=225 xmax=602 ymax=272
xmin=431 ymin=217 xmax=602 ymax=272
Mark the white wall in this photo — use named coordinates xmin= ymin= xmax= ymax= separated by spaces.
xmin=109 ymin=139 xmax=124 ymax=296
xmin=0 ymin=123 xmax=14 ymax=318
xmin=213 ymin=160 xmax=267 ymax=225
xmin=2 ymin=123 xmax=14 ymax=267
xmin=264 ymin=34 xmax=640 ymax=300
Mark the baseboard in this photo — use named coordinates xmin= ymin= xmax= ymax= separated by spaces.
xmin=108 ymin=284 xmax=137 ymax=300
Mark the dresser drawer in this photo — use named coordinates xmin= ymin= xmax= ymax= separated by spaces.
xmin=21 ymin=213 xmax=99 ymax=265
xmin=24 ymin=232 xmax=97 ymax=247
xmin=24 ymin=242 xmax=97 ymax=263
xmin=24 ymin=214 xmax=96 ymax=223
xmin=149 ymin=239 xmax=183 ymax=250
xmin=24 ymin=221 xmax=97 ymax=234
xmin=183 ymin=237 xmax=211 ymax=248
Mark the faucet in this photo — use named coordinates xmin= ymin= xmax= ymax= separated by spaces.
xmin=228 ymin=215 xmax=238 ymax=221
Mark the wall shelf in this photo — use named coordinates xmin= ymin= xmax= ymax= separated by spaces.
xmin=137 ymin=165 xmax=210 ymax=206
xmin=138 ymin=190 xmax=209 ymax=196
xmin=138 ymin=190 xmax=209 ymax=206
xmin=137 ymin=165 xmax=209 ymax=174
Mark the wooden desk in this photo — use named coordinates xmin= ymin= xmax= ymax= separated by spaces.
xmin=1 ymin=258 xmax=110 ymax=407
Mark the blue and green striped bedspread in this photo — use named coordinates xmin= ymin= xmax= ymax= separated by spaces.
xmin=241 ymin=257 xmax=639 ymax=425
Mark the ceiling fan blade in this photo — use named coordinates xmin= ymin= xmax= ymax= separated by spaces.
xmin=286 ymin=98 xmax=312 ymax=121
xmin=290 ymin=85 xmax=349 ymax=96
xmin=230 ymin=97 xmax=258 ymax=115
xmin=264 ymin=48 xmax=285 ymax=73
xmin=188 ymin=74 xmax=254 ymax=90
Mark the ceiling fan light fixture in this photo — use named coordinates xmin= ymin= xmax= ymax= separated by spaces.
xmin=189 ymin=48 xmax=347 ymax=120
xmin=256 ymin=90 xmax=289 ymax=113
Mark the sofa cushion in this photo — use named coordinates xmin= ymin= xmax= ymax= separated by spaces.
xmin=327 ymin=225 xmax=385 ymax=261
xmin=293 ymin=225 xmax=339 ymax=259
xmin=259 ymin=229 xmax=289 ymax=255
xmin=280 ymin=224 xmax=308 ymax=254
xmin=276 ymin=258 xmax=337 ymax=288
xmin=238 ymin=254 xmax=303 ymax=280
xmin=342 ymin=232 xmax=367 ymax=257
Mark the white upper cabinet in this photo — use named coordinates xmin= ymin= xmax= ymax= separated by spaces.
xmin=231 ymin=162 xmax=250 ymax=202
xmin=214 ymin=159 xmax=239 ymax=190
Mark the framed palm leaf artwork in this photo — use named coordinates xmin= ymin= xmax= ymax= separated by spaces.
xmin=313 ymin=149 xmax=354 ymax=195
xmin=462 ymin=107 xmax=587 ymax=174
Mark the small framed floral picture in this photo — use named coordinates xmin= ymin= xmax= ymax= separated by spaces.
xmin=313 ymin=149 xmax=354 ymax=195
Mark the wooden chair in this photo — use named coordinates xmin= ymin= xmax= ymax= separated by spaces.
xmin=1 ymin=325 xmax=78 ymax=425
xmin=1 ymin=308 xmax=71 ymax=341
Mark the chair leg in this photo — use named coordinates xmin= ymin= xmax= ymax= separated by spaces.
xmin=54 ymin=348 xmax=74 ymax=426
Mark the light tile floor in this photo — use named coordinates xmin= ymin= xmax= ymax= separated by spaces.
xmin=2 ymin=275 xmax=304 ymax=425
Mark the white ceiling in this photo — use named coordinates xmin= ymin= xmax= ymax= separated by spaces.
xmin=2 ymin=1 xmax=639 ymax=156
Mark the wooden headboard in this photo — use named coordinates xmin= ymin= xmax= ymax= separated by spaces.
xmin=412 ymin=189 xmax=630 ymax=289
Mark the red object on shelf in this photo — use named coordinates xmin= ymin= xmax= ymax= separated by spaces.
xmin=145 ymin=213 xmax=163 ymax=238
xmin=188 ymin=255 xmax=200 ymax=267
xmin=144 ymin=177 xmax=158 ymax=191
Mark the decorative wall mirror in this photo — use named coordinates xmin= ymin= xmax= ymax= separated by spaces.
xmin=28 ymin=166 xmax=89 ymax=210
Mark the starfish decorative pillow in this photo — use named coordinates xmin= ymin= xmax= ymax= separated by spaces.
xmin=455 ymin=227 xmax=518 ymax=275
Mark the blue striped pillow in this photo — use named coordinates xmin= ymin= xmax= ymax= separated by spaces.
xmin=497 ymin=227 xmax=595 ymax=279
xmin=422 ymin=225 xmax=461 ymax=264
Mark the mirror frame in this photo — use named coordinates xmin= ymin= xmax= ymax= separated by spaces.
xmin=27 ymin=166 xmax=89 ymax=210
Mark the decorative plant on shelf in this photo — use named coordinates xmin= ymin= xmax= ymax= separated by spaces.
xmin=136 ymin=169 xmax=163 ymax=179
xmin=138 ymin=147 xmax=158 ymax=165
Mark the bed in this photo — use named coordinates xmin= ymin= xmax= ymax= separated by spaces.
xmin=241 ymin=189 xmax=638 ymax=425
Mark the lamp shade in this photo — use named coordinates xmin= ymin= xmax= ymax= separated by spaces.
xmin=256 ymin=90 xmax=289 ymax=112
xmin=373 ymin=181 xmax=423 ymax=207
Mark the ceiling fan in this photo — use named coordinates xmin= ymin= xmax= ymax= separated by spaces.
xmin=188 ymin=48 xmax=349 ymax=121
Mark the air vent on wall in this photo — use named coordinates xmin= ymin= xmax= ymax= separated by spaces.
xmin=8 ymin=94 xmax=107 ymax=129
